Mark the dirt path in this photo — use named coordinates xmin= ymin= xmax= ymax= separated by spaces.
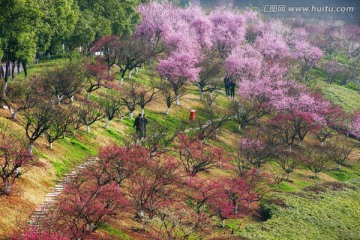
xmin=29 ymin=157 xmax=98 ymax=229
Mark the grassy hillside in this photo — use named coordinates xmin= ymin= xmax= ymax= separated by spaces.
xmin=0 ymin=58 xmax=360 ymax=239
xmin=239 ymin=179 xmax=360 ymax=240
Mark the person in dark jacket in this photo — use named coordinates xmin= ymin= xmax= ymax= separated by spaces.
xmin=133 ymin=113 xmax=143 ymax=138
xmin=230 ymin=80 xmax=236 ymax=98
xmin=224 ymin=76 xmax=231 ymax=96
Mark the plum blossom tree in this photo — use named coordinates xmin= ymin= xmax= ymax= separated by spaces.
xmin=136 ymin=1 xmax=175 ymax=50
xmin=84 ymin=61 xmax=113 ymax=100
xmin=90 ymin=36 xmax=121 ymax=75
xmin=176 ymin=134 xmax=225 ymax=176
xmin=78 ymin=101 xmax=104 ymax=133
xmin=44 ymin=107 xmax=72 ymax=149
xmin=101 ymin=95 xmax=124 ymax=129
xmin=24 ymin=103 xmax=54 ymax=154
xmin=301 ymin=145 xmax=330 ymax=178
xmin=225 ymin=44 xmax=263 ymax=81
xmin=321 ymin=60 xmax=344 ymax=84
xmin=195 ymin=56 xmax=223 ymax=100
xmin=255 ymin=31 xmax=289 ymax=62
xmin=41 ymin=62 xmax=85 ymax=105
xmin=0 ymin=133 xmax=33 ymax=195
xmin=47 ymin=172 xmax=128 ymax=239
xmin=157 ymin=50 xmax=201 ymax=105
xmin=229 ymin=99 xmax=255 ymax=131
xmin=153 ymin=200 xmax=209 ymax=240
xmin=21 ymin=229 xmax=69 ymax=240
xmin=160 ymin=81 xmax=186 ymax=115
xmin=0 ymin=77 xmax=42 ymax=119
xmin=292 ymin=40 xmax=323 ymax=83
xmin=349 ymin=112 xmax=360 ymax=138
xmin=276 ymin=150 xmax=300 ymax=181
xmin=209 ymin=8 xmax=245 ymax=58
xmin=272 ymin=91 xmax=331 ymax=146
xmin=127 ymin=154 xmax=179 ymax=230
xmin=326 ymin=138 xmax=353 ymax=171
xmin=184 ymin=6 xmax=213 ymax=50
xmin=237 ymin=137 xmax=273 ymax=169
xmin=88 ymin=145 xmax=149 ymax=186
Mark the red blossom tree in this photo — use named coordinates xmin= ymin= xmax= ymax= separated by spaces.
xmin=45 ymin=171 xmax=128 ymax=239
xmin=176 ymin=134 xmax=226 ymax=176
xmin=20 ymin=229 xmax=69 ymax=240
xmin=86 ymin=145 xmax=149 ymax=186
xmin=0 ymin=133 xmax=33 ymax=195
xmin=84 ymin=61 xmax=113 ymax=100
xmin=126 ymin=154 xmax=179 ymax=229
xmin=90 ymin=36 xmax=121 ymax=75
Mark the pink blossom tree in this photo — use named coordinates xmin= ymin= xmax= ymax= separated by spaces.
xmin=157 ymin=50 xmax=201 ymax=105
xmin=209 ymin=8 xmax=245 ymax=58
xmin=350 ymin=112 xmax=360 ymax=138
xmin=292 ymin=40 xmax=323 ymax=83
xmin=225 ymin=44 xmax=263 ymax=81
xmin=255 ymin=32 xmax=290 ymax=62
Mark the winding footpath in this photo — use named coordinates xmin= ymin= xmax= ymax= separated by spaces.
xmin=29 ymin=157 xmax=99 ymax=229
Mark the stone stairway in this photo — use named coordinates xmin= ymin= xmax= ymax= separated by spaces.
xmin=29 ymin=157 xmax=98 ymax=229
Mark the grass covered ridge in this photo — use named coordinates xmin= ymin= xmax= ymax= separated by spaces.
xmin=239 ymin=179 xmax=360 ymax=240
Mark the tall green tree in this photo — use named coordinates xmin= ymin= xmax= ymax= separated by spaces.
xmin=77 ymin=0 xmax=143 ymax=39
xmin=0 ymin=0 xmax=39 ymax=95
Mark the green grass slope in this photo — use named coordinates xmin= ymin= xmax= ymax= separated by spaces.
xmin=239 ymin=179 xmax=360 ymax=240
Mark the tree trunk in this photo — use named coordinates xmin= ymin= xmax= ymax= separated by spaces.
xmin=86 ymin=92 xmax=90 ymax=101
xmin=221 ymin=219 xmax=225 ymax=228
xmin=29 ymin=143 xmax=34 ymax=155
xmin=104 ymin=88 xmax=107 ymax=95
xmin=238 ymin=124 xmax=241 ymax=131
xmin=129 ymin=111 xmax=134 ymax=119
xmin=135 ymin=67 xmax=139 ymax=74
xmin=141 ymin=108 xmax=144 ymax=117
xmin=87 ymin=125 xmax=90 ymax=133
xmin=289 ymin=145 xmax=292 ymax=152
xmin=128 ymin=70 xmax=132 ymax=79
xmin=3 ymin=81 xmax=8 ymax=98
xmin=22 ymin=62 xmax=27 ymax=78
xmin=165 ymin=107 xmax=170 ymax=115
xmin=176 ymin=95 xmax=180 ymax=106
xmin=315 ymin=172 xmax=318 ymax=178
xmin=73 ymin=130 xmax=77 ymax=135
xmin=49 ymin=142 xmax=53 ymax=150
xmin=200 ymin=91 xmax=204 ymax=100
xmin=11 ymin=62 xmax=15 ymax=80
xmin=338 ymin=163 xmax=341 ymax=171
xmin=5 ymin=182 xmax=12 ymax=194
xmin=118 ymin=77 xmax=124 ymax=87
xmin=104 ymin=118 xmax=111 ymax=129
xmin=321 ymin=141 xmax=324 ymax=147
xmin=48 ymin=52 xmax=51 ymax=59
xmin=287 ymin=172 xmax=290 ymax=181
xmin=209 ymin=91 xmax=213 ymax=99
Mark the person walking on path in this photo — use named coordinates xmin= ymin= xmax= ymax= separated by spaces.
xmin=133 ymin=113 xmax=144 ymax=139
xmin=230 ymin=80 xmax=236 ymax=98
xmin=142 ymin=114 xmax=148 ymax=138
xmin=224 ymin=76 xmax=231 ymax=96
